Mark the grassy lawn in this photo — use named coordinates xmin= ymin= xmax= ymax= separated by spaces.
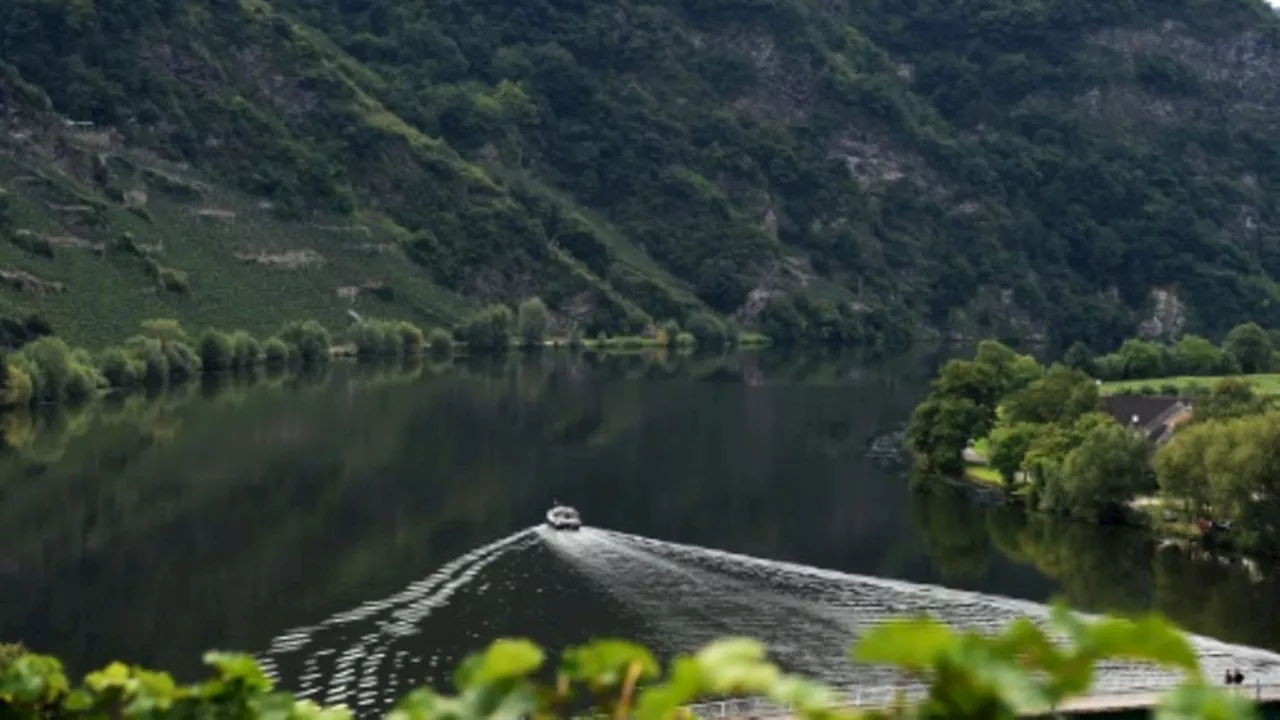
xmin=964 ymin=463 xmax=1004 ymax=489
xmin=1100 ymin=374 xmax=1280 ymax=396
xmin=972 ymin=436 xmax=991 ymax=457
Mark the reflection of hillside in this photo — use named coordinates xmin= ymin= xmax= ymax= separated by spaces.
xmin=0 ymin=348 xmax=953 ymax=681
xmin=910 ymin=487 xmax=1280 ymax=655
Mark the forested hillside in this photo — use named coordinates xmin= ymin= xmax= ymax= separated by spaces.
xmin=3 ymin=0 xmax=1280 ymax=347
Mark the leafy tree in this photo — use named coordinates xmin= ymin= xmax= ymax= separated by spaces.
xmin=931 ymin=359 xmax=1003 ymax=424
xmin=97 ymin=347 xmax=141 ymax=388
xmin=1092 ymin=353 xmax=1126 ymax=382
xmin=1041 ymin=420 xmax=1150 ymax=522
xmin=1224 ymin=323 xmax=1272 ymax=374
xmin=907 ymin=394 xmax=986 ymax=475
xmin=263 ymin=337 xmax=291 ymax=367
xmin=198 ymin=330 xmax=235 ymax=372
xmin=1192 ymin=377 xmax=1268 ymax=422
xmin=517 ymin=297 xmax=551 ymax=347
xmin=395 ymin=322 xmax=425 ymax=356
xmin=686 ymin=312 xmax=728 ymax=348
xmin=758 ymin=297 xmax=806 ymax=346
xmin=122 ymin=336 xmax=169 ymax=386
xmin=230 ymin=331 xmax=263 ymax=368
xmin=139 ymin=318 xmax=191 ymax=345
xmin=1062 ymin=341 xmax=1095 ymax=375
xmin=1115 ymin=339 xmax=1168 ymax=379
xmin=1153 ymin=424 xmax=1215 ymax=521
xmin=427 ymin=327 xmax=454 ymax=355
xmin=988 ymin=421 xmax=1043 ymax=485
xmin=13 ymin=336 xmax=101 ymax=403
xmin=1002 ymin=364 xmax=1100 ymax=425
xmin=278 ymin=321 xmax=332 ymax=365
xmin=1172 ymin=335 xmax=1228 ymax=377
xmin=456 ymin=305 xmax=514 ymax=350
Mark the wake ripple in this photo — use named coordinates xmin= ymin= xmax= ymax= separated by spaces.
xmin=542 ymin=528 xmax=1280 ymax=696
xmin=257 ymin=528 xmax=539 ymax=711
xmin=256 ymin=525 xmax=1280 ymax=717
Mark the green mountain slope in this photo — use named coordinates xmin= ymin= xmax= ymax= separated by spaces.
xmin=3 ymin=0 xmax=1280 ymax=347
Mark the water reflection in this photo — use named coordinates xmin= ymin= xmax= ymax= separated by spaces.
xmin=2 ymin=346 xmax=1279 ymax=704
xmin=909 ymin=484 xmax=1280 ymax=652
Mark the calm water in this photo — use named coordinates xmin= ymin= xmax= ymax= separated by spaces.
xmin=3 ymin=349 xmax=1280 ymax=714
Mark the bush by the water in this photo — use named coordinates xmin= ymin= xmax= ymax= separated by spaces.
xmin=351 ymin=319 xmax=426 ymax=360
xmin=1 ymin=318 xmax=341 ymax=409
xmin=263 ymin=337 xmax=292 ymax=367
xmin=427 ymin=327 xmax=454 ymax=354
xmin=277 ymin=320 xmax=332 ymax=365
xmin=517 ymin=297 xmax=551 ymax=347
xmin=687 ymin=312 xmax=728 ymax=348
xmin=456 ymin=304 xmax=514 ymax=350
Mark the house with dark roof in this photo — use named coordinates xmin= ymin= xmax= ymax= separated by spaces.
xmin=1101 ymin=396 xmax=1194 ymax=445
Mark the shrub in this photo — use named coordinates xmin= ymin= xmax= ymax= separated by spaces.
xmin=263 ymin=337 xmax=292 ymax=367
xmin=13 ymin=337 xmax=101 ymax=403
xmin=163 ymin=341 xmax=201 ymax=381
xmin=659 ymin=319 xmax=681 ymax=346
xmin=456 ymin=304 xmax=514 ymax=350
xmin=98 ymin=347 xmax=141 ymax=388
xmin=1 ymin=363 xmax=33 ymax=406
xmin=123 ymin=336 xmax=169 ymax=386
xmin=63 ymin=365 xmax=100 ymax=402
xmin=352 ymin=321 xmax=396 ymax=359
xmin=427 ymin=327 xmax=454 ymax=355
xmin=395 ymin=321 xmax=425 ymax=355
xmin=197 ymin=330 xmax=235 ymax=372
xmin=674 ymin=332 xmax=696 ymax=347
xmin=230 ymin=331 xmax=263 ymax=369
xmin=157 ymin=267 xmax=190 ymax=294
xmin=278 ymin=320 xmax=332 ymax=365
xmin=686 ymin=312 xmax=727 ymax=348
xmin=724 ymin=318 xmax=743 ymax=347
xmin=517 ymin=297 xmax=551 ymax=347
xmin=140 ymin=319 xmax=191 ymax=345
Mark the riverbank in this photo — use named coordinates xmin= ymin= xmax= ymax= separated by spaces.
xmin=948 ymin=461 xmax=1258 ymax=566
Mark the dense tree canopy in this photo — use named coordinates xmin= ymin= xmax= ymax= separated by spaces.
xmin=4 ymin=0 xmax=1280 ymax=345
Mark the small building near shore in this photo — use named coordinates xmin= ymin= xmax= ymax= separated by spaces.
xmin=1101 ymin=396 xmax=1194 ymax=445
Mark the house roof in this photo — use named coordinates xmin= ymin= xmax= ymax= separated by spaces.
xmin=1101 ymin=396 xmax=1192 ymax=442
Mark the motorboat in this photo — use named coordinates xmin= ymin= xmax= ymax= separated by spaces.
xmin=546 ymin=503 xmax=582 ymax=530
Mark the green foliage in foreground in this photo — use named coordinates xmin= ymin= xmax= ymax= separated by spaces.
xmin=0 ymin=605 xmax=1257 ymax=719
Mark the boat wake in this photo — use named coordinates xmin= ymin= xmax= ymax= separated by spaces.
xmin=541 ymin=528 xmax=1280 ymax=697
xmin=257 ymin=528 xmax=539 ymax=712
xmin=258 ymin=525 xmax=1280 ymax=717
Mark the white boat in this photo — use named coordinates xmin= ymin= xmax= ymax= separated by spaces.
xmin=546 ymin=503 xmax=582 ymax=530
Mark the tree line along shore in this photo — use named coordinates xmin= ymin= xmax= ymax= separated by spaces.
xmin=0 ymin=297 xmax=776 ymax=410
xmin=909 ymin=332 xmax=1280 ymax=557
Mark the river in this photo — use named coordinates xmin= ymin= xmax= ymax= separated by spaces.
xmin=2 ymin=349 xmax=1280 ymax=714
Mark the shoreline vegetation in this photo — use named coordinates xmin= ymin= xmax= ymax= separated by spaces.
xmin=0 ymin=605 xmax=1261 ymax=719
xmin=0 ymin=297 xmax=776 ymax=412
xmin=910 ymin=334 xmax=1280 ymax=560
